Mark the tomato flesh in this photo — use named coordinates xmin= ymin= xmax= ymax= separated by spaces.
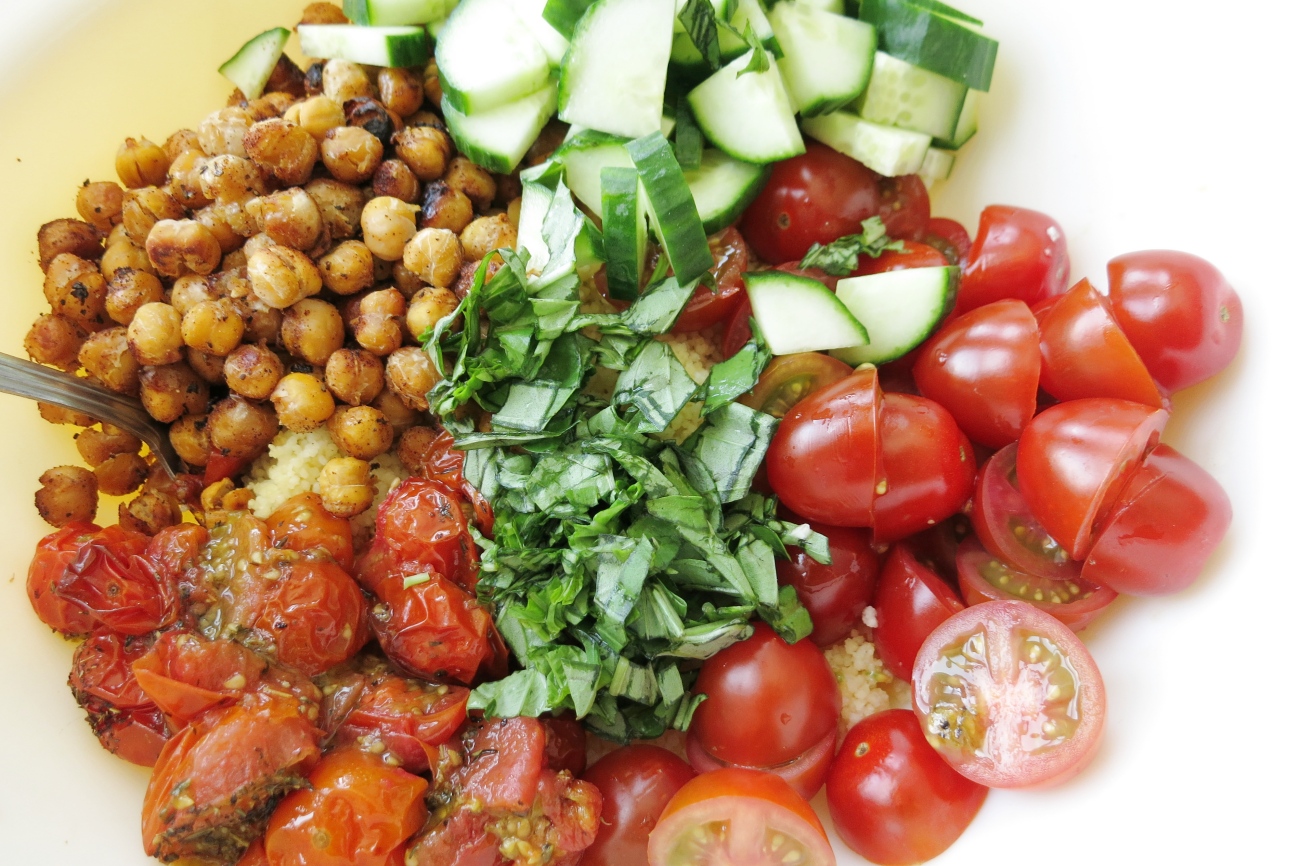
xmin=971 ymin=443 xmax=1082 ymax=581
xmin=956 ymin=537 xmax=1116 ymax=631
xmin=685 ymin=726 xmax=837 ymax=801
xmin=740 ymin=353 xmax=853 ymax=418
xmin=872 ymin=542 xmax=965 ymax=680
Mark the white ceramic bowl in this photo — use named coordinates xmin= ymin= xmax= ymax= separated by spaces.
xmin=0 ymin=1 xmax=1294 ymax=863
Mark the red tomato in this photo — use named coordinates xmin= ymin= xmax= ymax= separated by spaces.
xmin=236 ymin=840 xmax=271 ymax=866
xmin=582 ymin=745 xmax=696 ymax=866
xmin=54 ymin=524 xmax=177 ymax=636
xmin=263 ymin=748 xmax=428 ymax=866
xmin=69 ymin=628 xmax=168 ymax=766
xmin=542 ymin=715 xmax=588 ymax=777
xmin=776 ymin=520 xmax=878 ymax=646
xmin=359 ymin=477 xmax=478 ymax=592
xmin=1038 ymin=278 xmax=1166 ymax=408
xmin=397 ymin=427 xmax=494 ymax=532
xmin=874 ymin=174 xmax=932 ymax=242
xmin=367 ymin=568 xmax=498 ymax=685
xmin=971 ymin=443 xmax=1082 ymax=581
xmin=334 ymin=675 xmax=470 ymax=773
xmin=144 ymin=524 xmax=208 ymax=590
xmin=460 ymin=717 xmax=548 ymax=812
xmin=1017 ymin=398 xmax=1169 ymax=560
xmin=254 ymin=555 xmax=368 ymax=676
xmin=913 ymin=299 xmax=1041 ymax=448
xmin=852 ymin=240 xmax=949 ymax=276
xmin=672 ymin=227 xmax=749 ymax=333
xmin=767 ymin=366 xmax=883 ymax=526
xmin=27 ymin=522 xmax=101 ymax=636
xmin=265 ymin=492 xmax=355 ymax=571
xmin=924 ymin=217 xmax=972 ymax=267
xmin=685 ymin=726 xmax=836 ymax=801
xmin=826 ymin=709 xmax=988 ymax=865
xmin=648 ymin=768 xmax=835 ymax=866
xmin=957 ymin=205 xmax=1070 ymax=314
xmin=872 ymin=394 xmax=977 ymax=544
xmin=203 ymin=449 xmax=255 ymax=485
xmin=1083 ymin=443 xmax=1232 ymax=596
xmin=720 ymin=295 xmax=754 ymax=359
xmin=739 ymin=352 xmax=854 ymax=418
xmin=873 ymin=542 xmax=965 ymax=680
xmin=955 ymin=537 xmax=1116 ymax=631
xmin=912 ymin=600 xmax=1107 ymax=788
xmin=774 ymin=262 xmax=838 ymax=289
xmin=1106 ymin=250 xmax=1244 ymax=392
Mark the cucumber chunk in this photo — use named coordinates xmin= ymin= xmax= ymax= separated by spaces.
xmin=858 ymin=0 xmax=998 ymax=92
xmin=440 ymin=84 xmax=559 ymax=173
xmin=719 ymin=0 xmax=779 ymax=56
xmin=555 ymin=130 xmax=635 ymax=213
xmin=437 ymin=0 xmax=551 ymax=113
xmin=298 ymin=24 xmax=430 ymax=67
xmin=684 ymin=150 xmax=770 ymax=233
xmin=801 ymin=111 xmax=930 ymax=176
xmin=219 ymin=28 xmax=290 ymax=100
xmin=558 ymin=0 xmax=676 ymax=139
xmin=511 ymin=0 xmax=571 ymax=66
xmin=769 ymin=2 xmax=877 ymax=117
xmin=830 ymin=266 xmax=957 ymax=365
xmin=343 ymin=0 xmax=456 ymax=26
xmin=628 ymin=132 xmax=713 ymax=285
xmin=601 ymin=166 xmax=649 ymax=300
xmin=931 ymin=89 xmax=979 ymax=150
xmin=918 ymin=147 xmax=954 ymax=188
xmin=792 ymin=0 xmax=844 ymax=13
xmin=688 ymin=50 xmax=804 ymax=164
xmin=542 ymin=0 xmax=597 ymax=38
xmin=857 ymin=51 xmax=968 ymax=140
xmin=745 ymin=270 xmax=871 ymax=355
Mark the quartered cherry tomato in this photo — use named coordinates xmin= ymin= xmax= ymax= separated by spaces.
xmin=924 ymin=217 xmax=973 ymax=267
xmin=956 ymin=537 xmax=1116 ymax=630
xmin=957 ymin=205 xmax=1070 ymax=313
xmin=739 ymin=353 xmax=854 ymax=418
xmin=873 ymin=542 xmax=965 ymax=680
xmin=69 ymin=628 xmax=167 ymax=766
xmin=672 ymin=227 xmax=749 ymax=333
xmin=852 ymin=240 xmax=949 ymax=276
xmin=582 ymin=745 xmax=696 ymax=866
xmin=776 ymin=519 xmax=878 ymax=647
xmin=971 ymin=443 xmax=1081 ymax=581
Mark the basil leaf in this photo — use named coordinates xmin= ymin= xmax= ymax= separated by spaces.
xmin=799 ymin=216 xmax=906 ymax=276
xmin=677 ymin=0 xmax=722 ymax=72
xmin=613 ymin=340 xmax=700 ymax=433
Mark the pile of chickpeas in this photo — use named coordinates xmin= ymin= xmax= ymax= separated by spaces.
xmin=24 ymin=1 xmax=533 ymax=532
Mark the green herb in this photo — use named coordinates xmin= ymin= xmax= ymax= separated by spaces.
xmin=674 ymin=97 xmax=704 ymax=171
xmin=798 ymin=216 xmax=906 ymax=276
xmin=677 ymin=0 xmax=722 ymax=72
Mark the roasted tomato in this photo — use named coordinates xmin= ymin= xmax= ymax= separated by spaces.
xmin=331 ymin=673 xmax=470 ymax=773
xmin=69 ymin=628 xmax=168 ymax=766
xmin=265 ymin=492 xmax=355 ymax=571
xmin=358 ymin=477 xmax=479 ymax=592
xmin=27 ymin=522 xmax=102 ymax=636
xmin=54 ymin=524 xmax=178 ymax=635
xmin=368 ymin=569 xmax=499 ymax=685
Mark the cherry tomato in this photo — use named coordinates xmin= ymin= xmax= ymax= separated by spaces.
xmin=913 ymin=600 xmax=1107 ymax=788
xmin=648 ymin=768 xmax=835 ymax=866
xmin=236 ymin=840 xmax=271 ymax=866
xmin=358 ymin=477 xmax=478 ymax=592
xmin=266 ymin=492 xmax=355 ymax=572
xmin=398 ymin=427 xmax=495 ymax=532
xmin=54 ymin=524 xmax=178 ymax=635
xmin=1038 ymin=278 xmax=1166 ymax=408
xmin=145 ymin=523 xmax=208 ymax=591
xmin=957 ymin=205 xmax=1070 ymax=314
xmin=720 ymin=295 xmax=754 ymax=359
xmin=971 ymin=443 xmax=1082 ymax=581
xmin=826 ymin=709 xmax=988 ymax=865
xmin=767 ymin=366 xmax=883 ymax=526
xmin=776 ymin=520 xmax=878 ymax=646
xmin=1083 ymin=443 xmax=1232 ymax=596
xmin=582 ymin=745 xmax=696 ymax=866
xmin=924 ymin=217 xmax=972 ymax=267
xmin=542 ymin=715 xmax=588 ymax=777
xmin=775 ymin=262 xmax=838 ymax=289
xmin=872 ymin=394 xmax=976 ymax=544
xmin=852 ymin=240 xmax=949 ymax=276
xmin=263 ymin=748 xmax=428 ymax=866
xmin=874 ymin=174 xmax=932 ymax=242
xmin=739 ymin=353 xmax=854 ymax=418
xmin=254 ymin=554 xmax=368 ymax=676
xmin=1106 ymin=250 xmax=1244 ymax=393
xmin=685 ymin=726 xmax=836 ymax=801
xmin=873 ymin=542 xmax=965 ymax=680
xmin=334 ymin=674 xmax=470 ymax=773
xmin=672 ymin=227 xmax=749 ymax=333
xmin=203 ymin=449 xmax=257 ymax=486
xmin=1017 ymin=398 xmax=1169 ymax=560
xmin=368 ymin=569 xmax=498 ymax=685
xmin=69 ymin=628 xmax=168 ymax=766
xmin=913 ymin=299 xmax=1041 ymax=448
xmin=26 ymin=522 xmax=101 ymax=636
xmin=956 ymin=537 xmax=1116 ymax=630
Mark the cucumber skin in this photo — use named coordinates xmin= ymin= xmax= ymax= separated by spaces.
xmin=440 ymin=87 xmax=559 ymax=174
xmin=437 ymin=0 xmax=552 ymax=114
xmin=691 ymin=161 xmax=771 ymax=233
xmin=543 ymin=0 xmax=598 ymax=38
xmin=831 ymin=265 xmax=958 ymax=365
xmin=627 ymin=133 xmax=714 ymax=285
xmin=298 ymin=25 xmax=430 ymax=68
xmin=344 ymin=0 xmax=454 ymax=26
xmin=601 ymin=166 xmax=644 ymax=300
xmin=858 ymin=0 xmax=997 ymax=92
xmin=745 ymin=269 xmax=871 ymax=354
xmin=687 ymin=51 xmax=806 ymax=165
xmin=218 ymin=28 xmax=290 ymax=100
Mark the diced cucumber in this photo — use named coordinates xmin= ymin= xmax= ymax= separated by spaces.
xmin=792 ymin=0 xmax=844 ymax=13
xmin=857 ymin=0 xmax=998 ymax=91
xmin=745 ymin=270 xmax=871 ymax=355
xmin=601 ymin=166 xmax=648 ymax=300
xmin=542 ymin=0 xmax=597 ymax=38
xmin=684 ymin=150 xmax=770 ymax=233
xmin=219 ymin=28 xmax=290 ymax=100
xmin=298 ymin=24 xmax=430 ymax=67
xmin=904 ymin=0 xmax=982 ymax=26
xmin=931 ymin=89 xmax=979 ymax=150
xmin=857 ymin=51 xmax=968 ymax=140
xmin=801 ymin=111 xmax=930 ymax=176
xmin=830 ymin=266 xmax=957 ymax=365
xmin=343 ymin=0 xmax=456 ymax=26
xmin=559 ymin=0 xmax=676 ymax=139
xmin=719 ymin=0 xmax=778 ymax=57
xmin=555 ymin=130 xmax=635 ymax=213
xmin=437 ymin=0 xmax=551 ymax=113
xmin=511 ymin=0 xmax=571 ymax=66
xmin=440 ymin=84 xmax=559 ymax=173
xmin=628 ymin=133 xmax=713 ymax=285
xmin=917 ymin=147 xmax=954 ymax=188
xmin=769 ymin=2 xmax=876 ymax=117
xmin=688 ymin=50 xmax=804 ymax=164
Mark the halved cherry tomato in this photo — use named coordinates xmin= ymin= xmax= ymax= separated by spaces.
xmin=826 ymin=709 xmax=988 ymax=866
xmin=582 ymin=745 xmax=697 ymax=866
xmin=1083 ymin=443 xmax=1232 ymax=596
xmin=924 ymin=217 xmax=973 ymax=267
xmin=1016 ymin=398 xmax=1169 ymax=560
xmin=69 ymin=628 xmax=168 ymax=766
xmin=971 ymin=443 xmax=1082 ymax=582
xmin=739 ymin=353 xmax=854 ymax=418
xmin=913 ymin=299 xmax=1041 ymax=448
xmin=720 ymin=295 xmax=754 ymax=359
xmin=685 ymin=727 xmax=837 ymax=802
xmin=334 ymin=675 xmax=470 ymax=774
xmin=672 ymin=227 xmax=749 ymax=333
xmin=912 ymin=600 xmax=1107 ymax=788
xmin=956 ymin=537 xmax=1116 ymax=630
xmin=775 ymin=262 xmax=837 ymax=289
xmin=873 ymin=542 xmax=965 ymax=680
xmin=1038 ymin=278 xmax=1166 ymax=408
xmin=957 ymin=205 xmax=1070 ymax=313
xmin=27 ymin=522 xmax=101 ymax=636
xmin=776 ymin=519 xmax=878 ymax=647
xmin=852 ymin=240 xmax=949 ymax=276
xmin=266 ymin=492 xmax=355 ymax=572
xmin=874 ymin=174 xmax=932 ymax=242
xmin=648 ymin=769 xmax=835 ymax=866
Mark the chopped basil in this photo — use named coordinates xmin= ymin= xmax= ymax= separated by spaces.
xmin=799 ymin=216 xmax=906 ymax=276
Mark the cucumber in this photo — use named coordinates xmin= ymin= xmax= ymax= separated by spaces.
xmin=542 ymin=0 xmax=597 ymax=38
xmin=555 ymin=130 xmax=635 ymax=213
xmin=601 ymin=167 xmax=648 ymax=300
xmin=298 ymin=24 xmax=430 ymax=67
xmin=917 ymin=147 xmax=954 ymax=188
xmin=343 ymin=0 xmax=456 ymax=26
xmin=440 ymin=84 xmax=559 ymax=173
xmin=688 ymin=50 xmax=804 ymax=164
xmin=801 ymin=111 xmax=930 ymax=176
xmin=670 ymin=0 xmax=733 ymax=76
xmin=768 ymin=2 xmax=876 ymax=117
xmin=830 ymin=266 xmax=957 ymax=364
xmin=683 ymin=150 xmax=770 ymax=233
xmin=745 ymin=270 xmax=871 ymax=355
xmin=857 ymin=0 xmax=998 ymax=91
xmin=857 ymin=51 xmax=968 ymax=140
xmin=219 ymin=28 xmax=290 ymax=100
xmin=792 ymin=0 xmax=844 ymax=12
xmin=559 ymin=0 xmax=676 ymax=139
xmin=719 ymin=0 xmax=779 ymax=57
xmin=903 ymin=0 xmax=982 ymax=26
xmin=511 ymin=0 xmax=571 ymax=66
xmin=628 ymin=133 xmax=713 ymax=285
xmin=437 ymin=0 xmax=551 ymax=113
xmin=932 ymin=89 xmax=979 ymax=149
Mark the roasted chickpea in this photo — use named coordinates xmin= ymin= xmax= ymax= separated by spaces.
xmin=300 ymin=2 xmax=350 ymax=26
xmin=370 ymin=387 xmax=419 ymax=433
xmin=197 ymin=106 xmax=255 ymax=158
xmin=222 ymin=249 xmax=249 ymax=272
xmin=420 ymin=181 xmax=474 ymax=234
xmin=317 ymin=239 xmax=374 ymax=296
xmin=271 ymin=371 xmax=335 ymax=431
xmin=181 ymin=297 xmax=245 ymax=355
xmin=167 ymin=148 xmax=212 ymax=210
xmin=75 ymin=424 xmax=141 ymax=467
xmin=122 ymin=186 xmax=186 ymax=247
xmin=372 ymin=67 xmax=422 ymax=117
xmin=245 ymin=188 xmax=324 ymax=251
xmin=166 ymin=274 xmax=215 ymax=318
xmin=24 ymin=314 xmax=86 ymax=371
xmin=198 ymin=154 xmax=266 ymax=204
xmin=406 ymin=286 xmax=460 ymax=340
xmin=192 ymin=204 xmax=244 ymax=253
xmin=104 ymin=268 xmax=164 ymax=325
xmin=403 ymin=228 xmax=463 ymax=288
xmin=244 ymin=118 xmax=319 ymax=186
xmin=115 ymin=137 xmax=169 ymax=188
xmin=243 ymin=232 xmax=277 ymax=258
xmin=100 ymin=240 xmax=155 ymax=280
xmin=119 ymin=490 xmax=181 ymax=536
xmin=146 ymin=219 xmax=223 ymax=277
xmin=265 ymin=54 xmax=308 ymax=98
xmin=169 ymin=414 xmax=211 ymax=467
xmin=344 ymin=95 xmax=398 ymax=144
xmin=422 ymin=57 xmax=443 ymax=105
xmin=372 ymin=159 xmax=420 ymax=203
xmin=139 ymin=363 xmax=209 ymax=423
xmin=351 ymin=288 xmax=406 ymax=356
xmin=327 ymin=405 xmax=394 ymax=460
xmin=95 ymin=452 xmax=149 ymax=497
xmin=325 ymin=348 xmax=385 ymax=406
xmin=76 ymin=181 xmax=125 ymax=232
xmin=79 ymin=327 xmax=139 ymax=394
xmin=390 ymin=260 xmax=424 ymax=299
xmin=44 ymin=254 xmax=107 ymax=325
xmin=360 ymin=196 xmax=419 ymax=262
xmin=127 ymin=302 xmax=184 ymax=365
xmin=245 ymin=91 xmax=297 ymax=121
xmin=443 ymin=156 xmax=496 ymax=210
xmin=241 ymin=295 xmax=284 ymax=346
xmin=396 ymin=425 xmax=438 ymax=473
xmin=460 ymin=213 xmax=518 ymax=261
xmin=320 ymin=126 xmax=383 ymax=183
xmin=385 ymin=346 xmax=439 ymax=411
xmin=281 ymin=298 xmax=345 ymax=366
xmin=304 ymin=178 xmax=365 ymax=241
xmin=506 ymin=196 xmax=522 ymax=227
xmin=37 ymin=403 xmax=95 ymax=427
xmin=322 ymin=59 xmax=374 ymax=104
xmin=208 ymin=395 xmax=279 ymax=459
xmin=35 ymin=466 xmax=98 ymax=527
xmin=186 ymin=347 xmax=228 ymax=384
xmin=284 ymin=95 xmax=346 ymax=140
xmin=38 ymin=219 xmax=103 ymax=270
xmin=163 ymin=129 xmax=204 ymax=163
xmin=247 ymin=243 xmax=323 ymax=309
xmin=304 ymin=61 xmax=325 ymax=97
xmin=494 ymin=172 xmax=522 ymax=208
xmin=221 ymin=343 xmax=282 ymax=400
xmin=318 ymin=456 xmax=375 ymax=518
xmin=393 ymin=126 xmax=451 ymax=182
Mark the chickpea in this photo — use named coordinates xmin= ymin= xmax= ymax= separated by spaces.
xmin=506 ymin=196 xmax=522 ymax=227
xmin=165 ymin=275 xmax=214 ymax=318
xmin=244 ymin=118 xmax=319 ymax=186
xmin=182 ymin=297 xmax=245 ymax=355
xmin=167 ymin=149 xmax=211 ymax=210
xmin=243 ymin=232 xmax=277 ymax=258
xmin=38 ymin=403 xmax=95 ymax=427
xmin=198 ymin=154 xmax=266 ymax=204
xmin=284 ymin=95 xmax=345 ymax=141
xmin=443 ymin=156 xmax=496 ymax=210
xmin=35 ymin=466 xmax=98 ymax=527
xmin=122 ymin=186 xmax=186 ymax=247
xmin=75 ymin=424 xmax=141 ymax=467
xmin=79 ymin=327 xmax=140 ymax=394
xmin=281 ymin=298 xmax=345 ymax=366
xmin=403 ymin=228 xmax=463 ymax=288
xmin=370 ymin=387 xmax=419 ymax=433
xmin=139 ymin=363 xmax=210 ymax=423
xmin=38 ymin=219 xmax=103 ymax=270
xmin=390 ymin=260 xmax=424 ymax=299
xmin=303 ymin=61 xmax=325 ymax=97
xmin=300 ymin=1 xmax=349 ymax=25
xmin=146 ymin=219 xmax=223 ymax=277
xmin=43 ymin=253 xmax=107 ymax=325
xmin=127 ymin=302 xmax=184 ymax=365
xmin=372 ymin=159 xmax=420 ymax=203
xmin=208 ymin=395 xmax=279 ymax=459
xmin=271 ymin=372 xmax=335 ymax=431
xmin=193 ymin=204 xmax=244 ymax=253
xmin=420 ymin=181 xmax=474 ymax=234
xmin=351 ymin=288 xmax=406 ymax=356
xmin=186 ymin=347 xmax=228 ymax=384
xmin=320 ymin=126 xmax=383 ymax=183
xmin=222 ymin=249 xmax=248 ymax=272
xmin=460 ymin=214 xmax=518 ymax=261
xmin=76 ymin=181 xmax=125 ymax=232
xmin=223 ymin=343 xmax=284 ymax=400
xmin=241 ymin=295 xmax=284 ymax=345
xmin=325 ymin=348 xmax=385 ymax=406
xmin=397 ymin=425 xmax=439 ymax=473
xmin=197 ymin=106 xmax=255 ymax=157
xmin=305 ymin=178 xmax=365 ymax=239
xmin=119 ymin=490 xmax=181 ymax=536
xmin=246 ymin=91 xmax=297 ymax=121
xmin=453 ymin=258 xmax=495 ymax=297
xmin=316 ymin=240 xmax=373 ymax=296
xmin=327 ymin=405 xmax=394 ymax=460
xmin=163 ymin=129 xmax=204 ymax=163
xmin=246 ymin=188 xmax=324 ymax=251
xmin=385 ymin=346 xmax=439 ymax=411
xmin=95 ymin=452 xmax=149 ymax=497
xmin=318 ymin=456 xmax=375 ymax=518
xmin=106 ymin=224 xmax=130 ymax=248
xmin=422 ymin=58 xmax=443 ymax=106
xmin=24 ymin=314 xmax=86 ymax=371
xmin=322 ymin=59 xmax=373 ymax=104
xmin=493 ymin=172 xmax=522 ymax=208
xmin=344 ymin=95 xmax=399 ymax=143
xmin=103 ymin=268 xmax=162 ymax=324
xmin=100 ymin=239 xmax=155 ymax=280
xmin=392 ymin=127 xmax=451 ymax=183
xmin=361 ymin=196 xmax=419 ymax=262
xmin=115 ymin=137 xmax=170 ymax=189
xmin=169 ymin=414 xmax=211 ymax=467
xmin=247 ymin=243 xmax=323 ymax=309
xmin=372 ymin=66 xmax=422 ymax=117
xmin=406 ymin=286 xmax=460 ymax=340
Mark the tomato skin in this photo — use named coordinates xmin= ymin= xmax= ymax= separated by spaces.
xmin=368 ymin=569 xmax=498 ymax=685
xmin=69 ymin=629 xmax=168 ymax=766
xmin=957 ymin=205 xmax=1070 ymax=314
xmin=740 ymin=352 xmax=854 ymax=419
xmin=685 ymin=726 xmax=836 ymax=800
xmin=767 ymin=367 xmax=883 ymax=526
xmin=358 ymin=477 xmax=478 ymax=592
xmin=924 ymin=217 xmax=972 ymax=267
xmin=956 ymin=537 xmax=1116 ymax=631
xmin=542 ymin=715 xmax=588 ymax=777
xmin=27 ymin=522 xmax=101 ymax=636
xmin=873 ymin=542 xmax=965 ymax=680
xmin=719 ymin=295 xmax=754 ymax=359
xmin=1106 ymin=250 xmax=1244 ymax=392
xmin=54 ymin=524 xmax=178 ymax=636
xmin=852 ymin=240 xmax=949 ymax=276
xmin=776 ymin=520 xmax=878 ymax=646
xmin=581 ymin=745 xmax=696 ymax=866
xmin=971 ymin=443 xmax=1082 ymax=582
xmin=872 ymin=393 xmax=977 ymax=544
xmin=266 ymin=492 xmax=355 ymax=572
xmin=913 ymin=299 xmax=1041 ymax=448
xmin=874 ymin=174 xmax=931 ymax=242
xmin=254 ymin=556 xmax=368 ymax=677
xmin=672 ymin=227 xmax=750 ymax=333
xmin=826 ymin=709 xmax=988 ymax=866
xmin=334 ymin=675 xmax=470 ymax=774
xmin=1016 ymin=398 xmax=1169 ymax=560
xmin=1083 ymin=443 xmax=1232 ymax=596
